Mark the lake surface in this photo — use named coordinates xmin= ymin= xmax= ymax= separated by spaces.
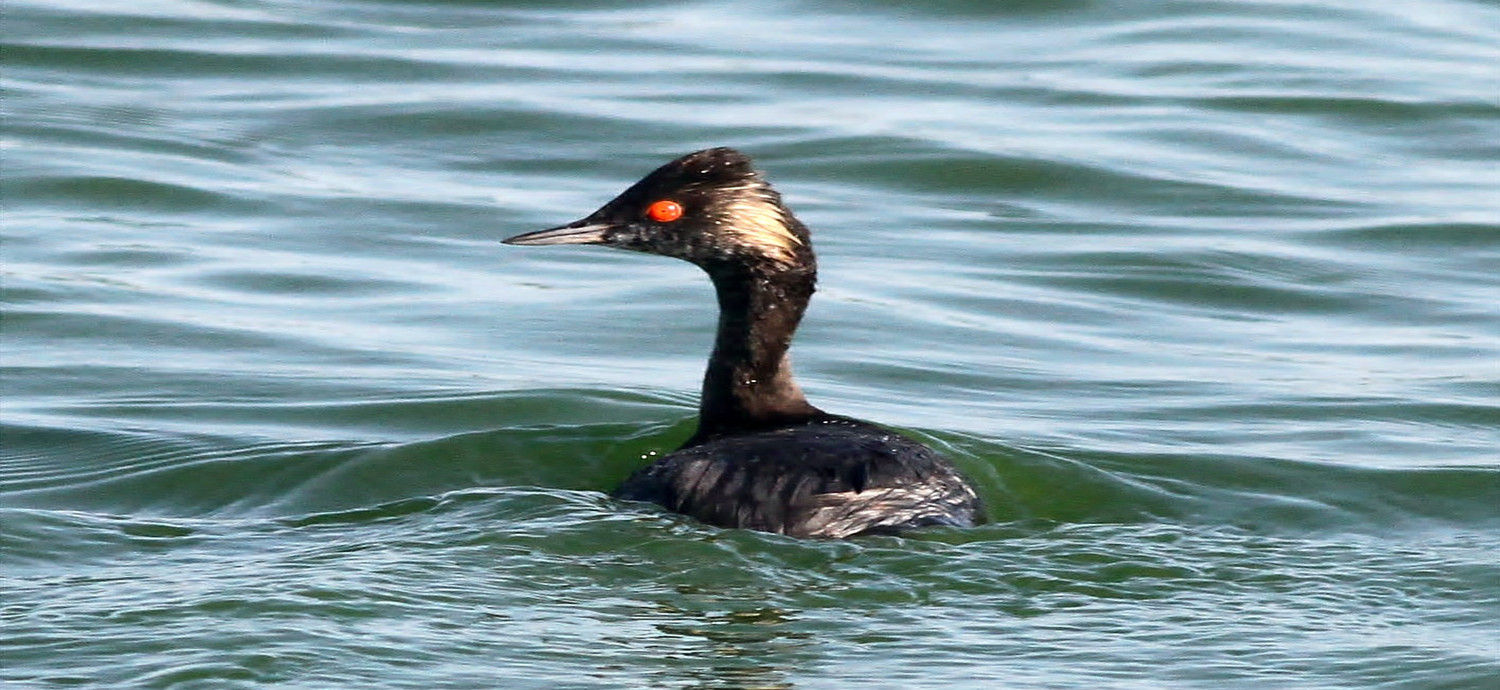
xmin=4 ymin=0 xmax=1499 ymax=687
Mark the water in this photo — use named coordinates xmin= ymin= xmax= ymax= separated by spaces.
xmin=4 ymin=0 xmax=1499 ymax=687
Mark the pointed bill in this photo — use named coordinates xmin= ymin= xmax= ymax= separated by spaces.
xmin=503 ymin=221 xmax=613 ymax=246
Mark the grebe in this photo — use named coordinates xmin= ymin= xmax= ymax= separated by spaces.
xmin=504 ymin=147 xmax=984 ymax=538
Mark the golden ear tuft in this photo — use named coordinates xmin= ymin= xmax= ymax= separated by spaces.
xmin=723 ymin=196 xmax=802 ymax=266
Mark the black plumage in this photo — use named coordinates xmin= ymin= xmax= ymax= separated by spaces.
xmin=504 ymin=147 xmax=983 ymax=538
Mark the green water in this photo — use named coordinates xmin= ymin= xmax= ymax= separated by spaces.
xmin=4 ymin=0 xmax=1499 ymax=688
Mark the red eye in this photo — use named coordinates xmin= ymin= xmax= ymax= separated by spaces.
xmin=645 ymin=199 xmax=684 ymax=223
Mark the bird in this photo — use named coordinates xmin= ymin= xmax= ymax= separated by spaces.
xmin=504 ymin=147 xmax=983 ymax=538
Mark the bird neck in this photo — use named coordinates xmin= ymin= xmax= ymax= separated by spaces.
xmin=687 ymin=261 xmax=822 ymax=446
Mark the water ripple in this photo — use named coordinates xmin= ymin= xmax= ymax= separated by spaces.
xmin=4 ymin=0 xmax=1499 ymax=686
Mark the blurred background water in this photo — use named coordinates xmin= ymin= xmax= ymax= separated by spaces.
xmin=3 ymin=0 xmax=1499 ymax=688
